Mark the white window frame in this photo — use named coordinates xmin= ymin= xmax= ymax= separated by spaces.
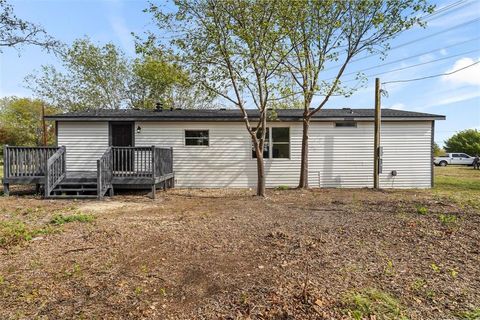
xmin=252 ymin=126 xmax=291 ymax=160
xmin=184 ymin=129 xmax=209 ymax=147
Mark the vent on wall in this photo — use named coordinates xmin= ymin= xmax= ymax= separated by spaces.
xmin=335 ymin=121 xmax=357 ymax=127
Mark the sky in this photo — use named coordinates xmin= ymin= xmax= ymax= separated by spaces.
xmin=0 ymin=0 xmax=479 ymax=146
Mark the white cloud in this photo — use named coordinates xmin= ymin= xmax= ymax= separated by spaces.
xmin=419 ymin=53 xmax=435 ymax=63
xmin=442 ymin=57 xmax=480 ymax=86
xmin=109 ymin=15 xmax=135 ymax=56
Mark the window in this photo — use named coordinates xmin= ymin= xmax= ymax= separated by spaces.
xmin=252 ymin=127 xmax=289 ymax=159
xmin=452 ymin=153 xmax=460 ymax=158
xmin=460 ymin=154 xmax=470 ymax=158
xmin=335 ymin=121 xmax=357 ymax=127
xmin=185 ymin=130 xmax=209 ymax=146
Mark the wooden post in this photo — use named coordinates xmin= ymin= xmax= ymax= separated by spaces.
xmin=3 ymin=145 xmax=9 ymax=195
xmin=97 ymin=159 xmax=102 ymax=200
xmin=374 ymin=78 xmax=381 ymax=189
xmin=151 ymin=146 xmax=156 ymax=199
xmin=42 ymin=104 xmax=47 ymax=146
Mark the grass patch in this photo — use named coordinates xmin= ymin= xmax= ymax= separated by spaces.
xmin=457 ymin=308 xmax=480 ymax=320
xmin=50 ymin=213 xmax=95 ymax=225
xmin=275 ymin=185 xmax=290 ymax=190
xmin=434 ymin=166 xmax=480 ymax=210
xmin=415 ymin=205 xmax=428 ymax=215
xmin=438 ymin=213 xmax=458 ymax=225
xmin=0 ymin=220 xmax=55 ymax=248
xmin=343 ymin=288 xmax=407 ymax=320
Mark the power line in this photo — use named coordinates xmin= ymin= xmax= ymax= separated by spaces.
xmin=382 ymin=60 xmax=480 ymax=84
xmin=333 ymin=48 xmax=479 ymax=83
xmin=339 ymin=36 xmax=480 ymax=78
xmin=323 ymin=17 xmax=480 ymax=72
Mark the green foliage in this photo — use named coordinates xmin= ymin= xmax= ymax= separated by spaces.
xmin=416 ymin=205 xmax=428 ymax=215
xmin=438 ymin=214 xmax=458 ymax=225
xmin=0 ymin=0 xmax=59 ymax=52
xmin=0 ymin=220 xmax=54 ymax=248
xmin=50 ymin=213 xmax=95 ymax=225
xmin=457 ymin=308 xmax=480 ymax=320
xmin=26 ymin=38 xmax=203 ymax=111
xmin=444 ymin=129 xmax=480 ymax=156
xmin=0 ymin=97 xmax=58 ymax=147
xmin=433 ymin=142 xmax=445 ymax=157
xmin=343 ymin=288 xmax=407 ymax=320
xmin=275 ymin=185 xmax=290 ymax=190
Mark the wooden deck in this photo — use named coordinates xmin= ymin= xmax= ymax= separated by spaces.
xmin=3 ymin=146 xmax=174 ymax=199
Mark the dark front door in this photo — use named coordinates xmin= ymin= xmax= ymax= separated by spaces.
xmin=110 ymin=122 xmax=134 ymax=172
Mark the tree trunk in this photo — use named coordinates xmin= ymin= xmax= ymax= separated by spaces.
xmin=255 ymin=144 xmax=266 ymax=197
xmin=298 ymin=116 xmax=310 ymax=188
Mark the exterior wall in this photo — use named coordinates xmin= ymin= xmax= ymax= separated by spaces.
xmin=57 ymin=121 xmax=109 ymax=171
xmin=56 ymin=120 xmax=432 ymax=188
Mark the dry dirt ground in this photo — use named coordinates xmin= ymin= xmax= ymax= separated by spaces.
xmin=0 ymin=170 xmax=479 ymax=319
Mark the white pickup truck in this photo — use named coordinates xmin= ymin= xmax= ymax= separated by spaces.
xmin=434 ymin=153 xmax=475 ymax=166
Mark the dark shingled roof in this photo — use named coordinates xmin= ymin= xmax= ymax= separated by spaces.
xmin=45 ymin=108 xmax=445 ymax=121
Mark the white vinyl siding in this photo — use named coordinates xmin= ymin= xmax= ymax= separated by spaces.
xmin=56 ymin=120 xmax=432 ymax=188
xmin=57 ymin=122 xmax=109 ymax=171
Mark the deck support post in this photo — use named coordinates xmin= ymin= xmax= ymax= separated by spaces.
xmin=3 ymin=183 xmax=9 ymax=196
xmin=151 ymin=183 xmax=156 ymax=199
xmin=35 ymin=184 xmax=41 ymax=194
xmin=108 ymin=187 xmax=114 ymax=197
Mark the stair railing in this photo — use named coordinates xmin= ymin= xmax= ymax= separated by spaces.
xmin=97 ymin=147 xmax=113 ymax=199
xmin=45 ymin=146 xmax=66 ymax=198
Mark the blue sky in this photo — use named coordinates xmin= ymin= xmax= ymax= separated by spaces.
xmin=0 ymin=0 xmax=479 ymax=146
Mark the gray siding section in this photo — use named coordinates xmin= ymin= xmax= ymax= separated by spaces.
xmin=56 ymin=120 xmax=432 ymax=188
xmin=57 ymin=122 xmax=109 ymax=171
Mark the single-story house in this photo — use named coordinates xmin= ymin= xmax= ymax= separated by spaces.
xmin=2 ymin=108 xmax=445 ymax=199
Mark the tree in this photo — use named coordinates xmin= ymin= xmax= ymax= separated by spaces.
xmin=0 ymin=97 xmax=58 ymax=147
xmin=444 ymin=129 xmax=480 ymax=156
xmin=277 ymin=0 xmax=434 ymax=188
xmin=433 ymin=142 xmax=444 ymax=157
xmin=26 ymin=38 xmax=131 ymax=111
xmin=26 ymin=38 xmax=207 ymax=111
xmin=0 ymin=0 xmax=59 ymax=51
xmin=145 ymin=0 xmax=290 ymax=196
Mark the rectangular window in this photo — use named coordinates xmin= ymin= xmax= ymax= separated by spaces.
xmin=185 ymin=130 xmax=209 ymax=146
xmin=272 ymin=127 xmax=289 ymax=158
xmin=335 ymin=121 xmax=357 ymax=127
xmin=252 ymin=127 xmax=289 ymax=159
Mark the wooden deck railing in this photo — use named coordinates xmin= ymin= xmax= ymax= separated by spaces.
xmin=45 ymin=146 xmax=66 ymax=197
xmin=3 ymin=145 xmax=60 ymax=178
xmin=97 ymin=147 xmax=113 ymax=199
xmin=111 ymin=146 xmax=173 ymax=178
xmin=154 ymin=147 xmax=173 ymax=178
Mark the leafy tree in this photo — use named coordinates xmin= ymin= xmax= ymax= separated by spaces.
xmin=433 ymin=142 xmax=444 ymax=157
xmin=26 ymin=38 xmax=207 ymax=111
xmin=26 ymin=38 xmax=130 ymax=111
xmin=444 ymin=129 xmax=480 ymax=156
xmin=145 ymin=0 xmax=291 ymax=196
xmin=0 ymin=97 xmax=58 ymax=148
xmin=276 ymin=0 xmax=434 ymax=188
xmin=0 ymin=0 xmax=59 ymax=51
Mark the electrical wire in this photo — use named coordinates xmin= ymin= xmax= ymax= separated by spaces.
xmin=382 ymin=60 xmax=480 ymax=84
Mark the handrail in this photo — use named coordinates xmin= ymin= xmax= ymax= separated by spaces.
xmin=45 ymin=146 xmax=66 ymax=197
xmin=97 ymin=147 xmax=113 ymax=199
xmin=3 ymin=145 xmax=60 ymax=178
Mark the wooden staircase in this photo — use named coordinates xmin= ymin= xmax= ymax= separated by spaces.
xmin=47 ymin=173 xmax=103 ymax=199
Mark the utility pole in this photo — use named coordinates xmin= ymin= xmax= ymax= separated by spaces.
xmin=373 ymin=78 xmax=381 ymax=189
xmin=42 ymin=103 xmax=47 ymax=146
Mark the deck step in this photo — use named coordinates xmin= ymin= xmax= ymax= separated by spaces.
xmin=53 ymin=187 xmax=98 ymax=192
xmin=47 ymin=194 xmax=98 ymax=199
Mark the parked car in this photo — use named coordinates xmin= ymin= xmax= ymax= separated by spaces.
xmin=434 ymin=153 xmax=474 ymax=166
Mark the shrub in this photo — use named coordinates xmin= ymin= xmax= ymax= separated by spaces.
xmin=275 ymin=185 xmax=290 ymax=190
xmin=50 ymin=213 xmax=95 ymax=225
